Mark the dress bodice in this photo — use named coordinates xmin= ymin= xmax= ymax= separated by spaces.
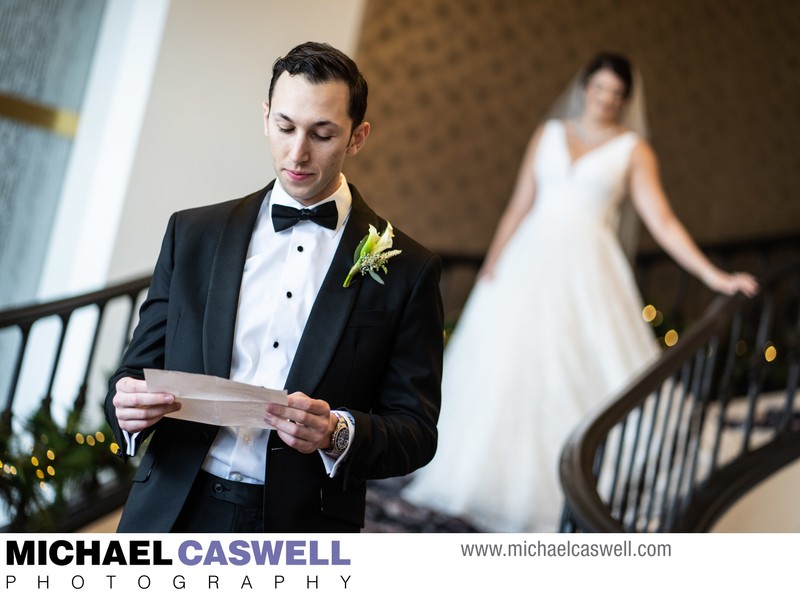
xmin=531 ymin=119 xmax=638 ymax=231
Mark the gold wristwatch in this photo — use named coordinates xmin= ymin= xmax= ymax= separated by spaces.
xmin=324 ymin=412 xmax=349 ymax=458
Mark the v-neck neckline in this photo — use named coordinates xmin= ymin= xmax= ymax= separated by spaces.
xmin=561 ymin=120 xmax=630 ymax=168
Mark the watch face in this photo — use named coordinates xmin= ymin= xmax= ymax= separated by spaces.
xmin=334 ymin=426 xmax=349 ymax=451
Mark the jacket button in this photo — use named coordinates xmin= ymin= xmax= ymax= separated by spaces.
xmin=214 ymin=482 xmax=224 ymax=494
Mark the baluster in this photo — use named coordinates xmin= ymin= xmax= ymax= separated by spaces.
xmin=742 ymin=288 xmax=775 ymax=450
xmin=3 ymin=324 xmax=31 ymax=418
xmin=72 ymin=301 xmax=109 ymax=420
xmin=777 ymin=277 xmax=800 ymax=434
xmin=711 ymin=310 xmax=744 ymax=469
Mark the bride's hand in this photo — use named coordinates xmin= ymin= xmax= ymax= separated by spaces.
xmin=704 ymin=269 xmax=759 ymax=297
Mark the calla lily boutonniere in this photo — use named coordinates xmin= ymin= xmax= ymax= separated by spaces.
xmin=343 ymin=222 xmax=402 ymax=287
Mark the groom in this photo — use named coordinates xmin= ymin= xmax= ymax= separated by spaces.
xmin=105 ymin=41 xmax=443 ymax=533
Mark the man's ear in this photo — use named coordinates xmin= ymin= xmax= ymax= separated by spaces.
xmin=346 ymin=121 xmax=370 ymax=156
xmin=262 ymin=101 xmax=270 ymax=136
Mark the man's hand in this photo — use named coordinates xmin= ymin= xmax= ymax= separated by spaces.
xmin=264 ymin=392 xmax=337 ymax=454
xmin=112 ymin=377 xmax=182 ymax=433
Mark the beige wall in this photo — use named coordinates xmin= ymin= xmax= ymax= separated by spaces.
xmin=107 ymin=0 xmax=368 ymax=281
xmin=347 ymin=0 xmax=799 ymax=255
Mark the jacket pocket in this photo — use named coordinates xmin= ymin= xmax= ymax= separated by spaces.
xmin=321 ymin=479 xmax=367 ymax=527
xmin=131 ymin=449 xmax=155 ymax=483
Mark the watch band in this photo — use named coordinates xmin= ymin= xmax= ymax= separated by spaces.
xmin=324 ymin=411 xmax=349 ymax=458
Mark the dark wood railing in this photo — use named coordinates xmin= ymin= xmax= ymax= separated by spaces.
xmin=0 ymin=275 xmax=150 ymax=531
xmin=559 ymin=257 xmax=800 ymax=532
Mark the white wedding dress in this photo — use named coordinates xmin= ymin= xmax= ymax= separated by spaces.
xmin=401 ymin=119 xmax=661 ymax=532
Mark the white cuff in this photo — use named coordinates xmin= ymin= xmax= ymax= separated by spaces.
xmin=319 ymin=411 xmax=354 ymax=477
xmin=122 ymin=430 xmax=139 ymax=457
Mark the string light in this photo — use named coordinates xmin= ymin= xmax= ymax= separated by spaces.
xmin=1 ymin=425 xmax=127 ymax=527
xmin=765 ymin=344 xmax=777 ymax=362
xmin=664 ymin=329 xmax=679 ymax=347
xmin=642 ymin=304 xmax=657 ymax=322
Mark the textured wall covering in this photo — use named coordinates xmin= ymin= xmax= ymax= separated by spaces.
xmin=346 ymin=0 xmax=799 ymax=256
xmin=0 ymin=0 xmax=106 ymax=308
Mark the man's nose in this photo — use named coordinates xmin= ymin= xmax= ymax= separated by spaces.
xmin=289 ymin=135 xmax=310 ymax=162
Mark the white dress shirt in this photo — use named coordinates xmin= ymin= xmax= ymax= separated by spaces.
xmin=201 ymin=174 xmax=354 ymax=484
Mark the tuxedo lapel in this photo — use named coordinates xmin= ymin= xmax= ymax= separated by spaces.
xmin=284 ymin=186 xmax=380 ymax=394
xmin=202 ymin=183 xmax=272 ymax=378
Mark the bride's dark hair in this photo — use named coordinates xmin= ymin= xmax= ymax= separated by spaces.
xmin=581 ymin=52 xmax=633 ymax=98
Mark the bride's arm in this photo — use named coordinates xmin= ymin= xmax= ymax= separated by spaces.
xmin=479 ymin=124 xmax=544 ymax=280
xmin=628 ymin=140 xmax=758 ymax=296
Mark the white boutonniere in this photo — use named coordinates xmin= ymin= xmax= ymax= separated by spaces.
xmin=343 ymin=222 xmax=402 ymax=287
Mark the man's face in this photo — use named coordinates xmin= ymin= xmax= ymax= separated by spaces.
xmin=264 ymin=72 xmax=369 ymax=206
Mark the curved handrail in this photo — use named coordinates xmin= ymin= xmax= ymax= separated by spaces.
xmin=560 ymin=259 xmax=800 ymax=532
xmin=0 ymin=275 xmax=151 ymax=329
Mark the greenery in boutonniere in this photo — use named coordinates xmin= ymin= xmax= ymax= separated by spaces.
xmin=343 ymin=222 xmax=402 ymax=287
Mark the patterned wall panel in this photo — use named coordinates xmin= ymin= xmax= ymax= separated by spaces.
xmin=0 ymin=0 xmax=106 ymax=308
xmin=347 ymin=0 xmax=799 ymax=255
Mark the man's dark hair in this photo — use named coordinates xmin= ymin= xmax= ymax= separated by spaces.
xmin=268 ymin=41 xmax=369 ymax=130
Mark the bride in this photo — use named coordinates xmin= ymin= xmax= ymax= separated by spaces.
xmin=401 ymin=52 xmax=758 ymax=532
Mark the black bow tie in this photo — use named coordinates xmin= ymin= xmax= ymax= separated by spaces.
xmin=271 ymin=201 xmax=338 ymax=232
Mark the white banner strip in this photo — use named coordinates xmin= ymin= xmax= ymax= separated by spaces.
xmin=0 ymin=533 xmax=794 ymax=592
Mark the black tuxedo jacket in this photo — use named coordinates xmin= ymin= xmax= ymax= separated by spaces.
xmin=104 ymin=181 xmax=443 ymax=532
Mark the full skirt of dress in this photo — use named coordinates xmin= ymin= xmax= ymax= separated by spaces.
xmin=401 ymin=211 xmax=661 ymax=532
